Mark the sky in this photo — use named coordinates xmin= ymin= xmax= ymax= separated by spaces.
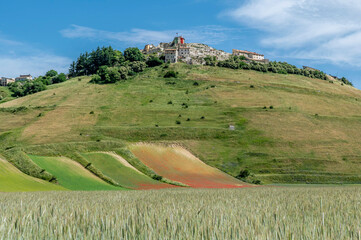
xmin=1 ymin=0 xmax=361 ymax=89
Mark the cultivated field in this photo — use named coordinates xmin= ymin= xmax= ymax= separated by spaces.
xmin=28 ymin=155 xmax=122 ymax=191
xmin=0 ymin=187 xmax=360 ymax=239
xmin=0 ymin=158 xmax=64 ymax=192
xmin=81 ymin=152 xmax=175 ymax=189
xmin=131 ymin=144 xmax=249 ymax=188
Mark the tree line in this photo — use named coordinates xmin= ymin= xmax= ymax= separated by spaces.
xmin=69 ymin=46 xmax=163 ymax=84
xmin=8 ymin=70 xmax=66 ymax=97
xmin=205 ymin=55 xmax=353 ymax=86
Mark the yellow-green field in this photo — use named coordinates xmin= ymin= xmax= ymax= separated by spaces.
xmin=1 ymin=64 xmax=361 ymax=184
xmin=0 ymin=187 xmax=360 ymax=239
xmin=0 ymin=158 xmax=64 ymax=192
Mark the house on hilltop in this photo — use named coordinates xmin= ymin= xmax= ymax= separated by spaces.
xmin=164 ymin=36 xmax=190 ymax=63
xmin=232 ymin=49 xmax=268 ymax=63
xmin=15 ymin=74 xmax=33 ymax=82
xmin=0 ymin=77 xmax=15 ymax=86
xmin=165 ymin=48 xmax=178 ymax=63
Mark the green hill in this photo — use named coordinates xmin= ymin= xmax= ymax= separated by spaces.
xmin=0 ymin=158 xmax=65 ymax=192
xmin=1 ymin=63 xmax=361 ymax=184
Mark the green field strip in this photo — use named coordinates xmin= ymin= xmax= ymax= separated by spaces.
xmin=28 ymin=155 xmax=123 ymax=191
xmin=81 ymin=152 xmax=173 ymax=189
xmin=0 ymin=158 xmax=65 ymax=192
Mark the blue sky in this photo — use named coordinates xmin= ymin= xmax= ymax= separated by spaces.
xmin=1 ymin=0 xmax=361 ymax=89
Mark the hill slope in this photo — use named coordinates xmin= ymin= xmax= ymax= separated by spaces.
xmin=28 ymin=155 xmax=123 ymax=191
xmin=0 ymin=158 xmax=65 ymax=192
xmin=1 ymin=63 xmax=361 ymax=184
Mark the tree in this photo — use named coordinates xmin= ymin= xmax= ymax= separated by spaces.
xmin=69 ymin=61 xmax=76 ymax=77
xmin=46 ymin=70 xmax=58 ymax=77
xmin=146 ymin=56 xmax=163 ymax=67
xmin=129 ymin=61 xmax=147 ymax=73
xmin=124 ymin=47 xmax=145 ymax=62
xmin=52 ymin=73 xmax=67 ymax=84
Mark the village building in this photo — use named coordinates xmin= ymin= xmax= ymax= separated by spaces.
xmin=178 ymin=46 xmax=190 ymax=57
xmin=0 ymin=77 xmax=15 ymax=86
xmin=165 ymin=48 xmax=178 ymax=63
xmin=143 ymin=35 xmax=266 ymax=65
xmin=15 ymin=74 xmax=33 ymax=82
xmin=232 ymin=49 xmax=265 ymax=61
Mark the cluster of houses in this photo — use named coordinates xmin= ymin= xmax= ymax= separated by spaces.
xmin=0 ymin=74 xmax=33 ymax=86
xmin=142 ymin=35 xmax=268 ymax=65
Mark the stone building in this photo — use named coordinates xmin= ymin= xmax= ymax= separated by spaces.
xmin=178 ymin=46 xmax=190 ymax=57
xmin=233 ymin=49 xmax=265 ymax=61
xmin=0 ymin=77 xmax=15 ymax=86
xmin=15 ymin=74 xmax=33 ymax=82
xmin=165 ymin=49 xmax=178 ymax=63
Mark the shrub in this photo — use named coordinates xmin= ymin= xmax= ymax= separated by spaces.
xmin=252 ymin=179 xmax=262 ymax=185
xmin=168 ymin=101 xmax=173 ymax=105
xmin=269 ymin=106 xmax=274 ymax=109
xmin=152 ymin=175 xmax=163 ymax=181
xmin=129 ymin=61 xmax=147 ymax=73
xmin=164 ymin=70 xmax=178 ymax=78
xmin=237 ymin=169 xmax=250 ymax=179
xmin=176 ymin=120 xmax=181 ymax=125
xmin=146 ymin=56 xmax=163 ymax=67
xmin=91 ymin=74 xmax=101 ymax=83
xmin=193 ymin=81 xmax=199 ymax=86
xmin=52 ymin=73 xmax=67 ymax=84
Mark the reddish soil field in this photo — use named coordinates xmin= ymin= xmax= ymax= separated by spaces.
xmin=130 ymin=144 xmax=251 ymax=189
xmin=81 ymin=152 xmax=177 ymax=190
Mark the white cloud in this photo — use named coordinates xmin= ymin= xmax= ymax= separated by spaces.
xmin=0 ymin=55 xmax=70 ymax=78
xmin=225 ymin=0 xmax=361 ymax=65
xmin=0 ymin=36 xmax=71 ymax=78
xmin=60 ymin=24 xmax=237 ymax=46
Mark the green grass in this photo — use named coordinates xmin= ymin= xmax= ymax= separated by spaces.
xmin=0 ymin=187 xmax=360 ymax=238
xmin=1 ymin=64 xmax=361 ymax=184
xmin=80 ymin=152 xmax=169 ymax=189
xmin=0 ymin=159 xmax=64 ymax=192
xmin=28 ymin=155 xmax=124 ymax=191
xmin=0 ymin=86 xmax=14 ymax=104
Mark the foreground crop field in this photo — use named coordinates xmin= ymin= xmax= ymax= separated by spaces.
xmin=1 ymin=187 xmax=360 ymax=239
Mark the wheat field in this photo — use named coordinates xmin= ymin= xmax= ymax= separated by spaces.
xmin=0 ymin=186 xmax=360 ymax=239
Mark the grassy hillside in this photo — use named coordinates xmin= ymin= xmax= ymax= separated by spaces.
xmin=1 ymin=63 xmax=361 ymax=184
xmin=0 ymin=158 xmax=65 ymax=192
xmin=28 ymin=155 xmax=123 ymax=191
xmin=0 ymin=86 xmax=14 ymax=104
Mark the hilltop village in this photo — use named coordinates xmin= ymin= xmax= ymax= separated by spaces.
xmin=0 ymin=35 xmax=353 ymax=89
xmin=142 ymin=35 xmax=269 ymax=65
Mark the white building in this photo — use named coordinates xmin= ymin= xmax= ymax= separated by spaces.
xmin=165 ymin=49 xmax=178 ymax=63
xmin=0 ymin=77 xmax=15 ymax=86
xmin=178 ymin=47 xmax=190 ymax=57
xmin=15 ymin=74 xmax=33 ymax=82
xmin=233 ymin=49 xmax=265 ymax=61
